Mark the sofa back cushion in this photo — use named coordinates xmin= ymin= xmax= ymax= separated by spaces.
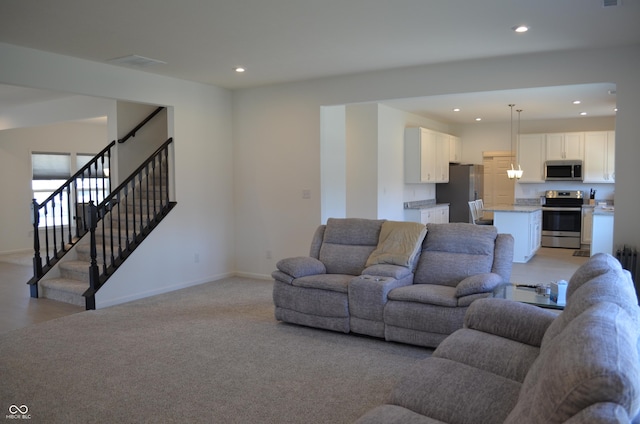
xmin=414 ymin=223 xmax=498 ymax=287
xmin=318 ymin=218 xmax=384 ymax=275
xmin=504 ymin=302 xmax=640 ymax=423
xmin=542 ymin=254 xmax=639 ymax=347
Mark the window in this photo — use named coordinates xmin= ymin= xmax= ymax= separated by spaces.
xmin=76 ymin=153 xmax=110 ymax=204
xmin=31 ymin=152 xmax=111 ymax=228
xmin=32 ymin=153 xmax=71 ymax=227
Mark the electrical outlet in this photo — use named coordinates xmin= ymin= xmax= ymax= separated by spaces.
xmin=194 ymin=253 xmax=200 ymax=263
xmin=266 ymin=250 xmax=272 ymax=260
xmin=302 ymin=189 xmax=311 ymax=199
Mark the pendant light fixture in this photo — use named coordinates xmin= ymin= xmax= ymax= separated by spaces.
xmin=515 ymin=108 xmax=524 ymax=179
xmin=506 ymin=104 xmax=523 ymax=179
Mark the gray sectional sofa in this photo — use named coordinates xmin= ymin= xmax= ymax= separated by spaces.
xmin=355 ymin=253 xmax=640 ymax=423
xmin=272 ymin=218 xmax=514 ymax=348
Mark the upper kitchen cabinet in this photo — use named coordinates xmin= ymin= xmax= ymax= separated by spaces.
xmin=435 ymin=132 xmax=450 ymax=183
xmin=405 ymin=127 xmax=450 ymax=183
xmin=584 ymin=131 xmax=615 ymax=183
xmin=545 ymin=132 xmax=584 ymax=161
xmin=517 ymin=134 xmax=546 ymax=183
xmin=449 ymin=135 xmax=462 ymax=163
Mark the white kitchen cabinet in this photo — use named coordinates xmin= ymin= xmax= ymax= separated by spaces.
xmin=546 ymin=132 xmax=584 ymax=161
xmin=591 ymin=211 xmax=614 ymax=256
xmin=435 ymin=132 xmax=449 ymax=183
xmin=405 ymin=128 xmax=436 ymax=183
xmin=581 ymin=206 xmax=594 ymax=244
xmin=517 ymin=134 xmax=546 ymax=183
xmin=449 ymin=135 xmax=462 ymax=163
xmin=405 ymin=128 xmax=450 ymax=183
xmin=404 ymin=205 xmax=449 ymax=225
xmin=584 ymin=131 xmax=615 ymax=183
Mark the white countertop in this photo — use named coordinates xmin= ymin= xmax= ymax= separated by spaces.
xmin=593 ymin=205 xmax=614 ymax=216
xmin=482 ymin=205 xmax=542 ymax=213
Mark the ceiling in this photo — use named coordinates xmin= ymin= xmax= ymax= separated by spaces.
xmin=1 ymin=0 xmax=638 ymax=123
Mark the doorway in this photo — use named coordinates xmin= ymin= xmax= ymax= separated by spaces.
xmin=482 ymin=151 xmax=515 ymax=218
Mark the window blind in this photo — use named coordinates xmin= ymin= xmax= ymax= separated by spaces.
xmin=32 ymin=153 xmax=71 ymax=180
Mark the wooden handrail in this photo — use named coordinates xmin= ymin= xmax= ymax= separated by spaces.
xmin=117 ymin=107 xmax=165 ymax=144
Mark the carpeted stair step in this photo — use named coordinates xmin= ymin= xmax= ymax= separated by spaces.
xmin=38 ymin=277 xmax=88 ymax=307
xmin=59 ymin=260 xmax=91 ymax=281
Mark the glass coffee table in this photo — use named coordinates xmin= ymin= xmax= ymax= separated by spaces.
xmin=493 ymin=283 xmax=565 ymax=310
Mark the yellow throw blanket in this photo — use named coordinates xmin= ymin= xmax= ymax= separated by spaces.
xmin=365 ymin=221 xmax=427 ymax=268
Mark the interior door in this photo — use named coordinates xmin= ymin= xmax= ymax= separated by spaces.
xmin=483 ymin=152 xmax=515 ymax=219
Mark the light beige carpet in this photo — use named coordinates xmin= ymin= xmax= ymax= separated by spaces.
xmin=0 ymin=277 xmax=431 ymax=424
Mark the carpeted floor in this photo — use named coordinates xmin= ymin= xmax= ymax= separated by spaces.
xmin=0 ymin=277 xmax=431 ymax=424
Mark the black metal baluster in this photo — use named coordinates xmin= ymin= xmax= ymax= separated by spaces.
xmin=138 ymin=172 xmax=144 ymax=235
xmin=66 ymin=184 xmax=72 ymax=245
xmin=43 ymin=204 xmax=50 ymax=266
xmin=31 ymin=199 xmax=42 ymax=298
xmin=124 ymin=185 xmax=131 ymax=250
xmin=87 ymin=201 xmax=99 ymax=310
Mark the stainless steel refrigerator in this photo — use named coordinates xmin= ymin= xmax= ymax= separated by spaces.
xmin=436 ymin=164 xmax=484 ymax=223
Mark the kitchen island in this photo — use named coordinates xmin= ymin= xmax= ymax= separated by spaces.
xmin=482 ymin=205 xmax=542 ymax=263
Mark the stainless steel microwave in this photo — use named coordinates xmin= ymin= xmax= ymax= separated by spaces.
xmin=544 ymin=160 xmax=583 ymax=181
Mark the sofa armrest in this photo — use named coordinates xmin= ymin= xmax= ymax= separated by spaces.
xmin=455 ymin=273 xmax=504 ymax=297
xmin=275 ymin=256 xmax=326 ymax=278
xmin=362 ymin=264 xmax=413 ymax=280
xmin=464 ymin=298 xmax=557 ymax=347
xmin=349 ymin=274 xmax=413 ymax=322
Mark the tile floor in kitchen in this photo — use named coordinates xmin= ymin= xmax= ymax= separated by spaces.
xmin=0 ymin=247 xmax=590 ymax=335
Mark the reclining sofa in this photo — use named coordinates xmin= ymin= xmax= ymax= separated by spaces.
xmin=355 ymin=253 xmax=640 ymax=423
xmin=272 ymin=217 xmax=514 ymax=348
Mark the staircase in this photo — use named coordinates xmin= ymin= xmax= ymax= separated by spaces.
xmin=37 ymin=167 xmax=167 ymax=306
xmin=28 ymin=107 xmax=175 ymax=310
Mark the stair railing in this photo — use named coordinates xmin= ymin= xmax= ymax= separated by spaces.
xmin=83 ymin=137 xmax=176 ymax=309
xmin=29 ymin=106 xmax=167 ymax=298
xmin=29 ymin=142 xmax=114 ymax=296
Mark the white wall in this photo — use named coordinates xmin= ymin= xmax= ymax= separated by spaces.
xmin=115 ymin=101 xmax=168 ymax=182
xmin=0 ymin=43 xmax=234 ymax=308
xmin=0 ymin=120 xmax=108 ymax=254
xmin=233 ymin=44 xmax=640 ymax=278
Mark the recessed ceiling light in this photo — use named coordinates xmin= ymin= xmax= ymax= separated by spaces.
xmin=580 ymin=112 xmax=588 ymax=116
xmin=475 ymin=118 xmax=482 ymax=121
xmin=453 ymin=108 xmax=461 ymax=112
xmin=512 ymin=25 xmax=529 ymax=33
xmin=573 ymin=100 xmax=581 ymax=105
xmin=234 ymin=67 xmax=246 ymax=73
xmin=614 ymin=107 xmax=618 ymax=112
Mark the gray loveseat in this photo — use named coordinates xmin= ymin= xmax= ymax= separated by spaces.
xmin=355 ymin=253 xmax=640 ymax=423
xmin=272 ymin=218 xmax=514 ymax=348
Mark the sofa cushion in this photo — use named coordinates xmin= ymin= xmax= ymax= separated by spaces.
xmin=365 ymin=221 xmax=427 ymax=268
xmin=414 ymin=223 xmax=497 ymax=287
xmin=292 ymin=274 xmax=352 ymax=293
xmin=389 ymin=357 xmax=521 ymax=424
xmin=433 ymin=328 xmax=540 ymax=383
xmin=505 ymin=303 xmax=640 ymax=424
xmin=318 ymin=218 xmax=384 ymax=275
xmin=388 ymin=284 xmax=457 ymax=307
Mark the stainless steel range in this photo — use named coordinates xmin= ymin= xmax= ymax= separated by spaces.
xmin=541 ymin=190 xmax=584 ymax=249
